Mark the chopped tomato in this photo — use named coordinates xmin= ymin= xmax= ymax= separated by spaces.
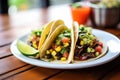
xmin=95 ymin=46 xmax=102 ymax=53
xmin=61 ymin=37 xmax=70 ymax=43
xmin=63 ymin=52 xmax=69 ymax=58
xmin=98 ymin=42 xmax=103 ymax=47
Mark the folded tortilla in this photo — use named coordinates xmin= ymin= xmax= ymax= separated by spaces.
xmin=38 ymin=21 xmax=107 ymax=63
xmin=39 ymin=24 xmax=75 ymax=63
xmin=38 ymin=20 xmax=65 ymax=51
xmin=72 ymin=22 xmax=108 ymax=63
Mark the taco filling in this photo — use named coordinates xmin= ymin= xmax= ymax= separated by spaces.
xmin=74 ymin=25 xmax=103 ymax=61
xmin=44 ymin=30 xmax=71 ymax=61
xmin=27 ymin=28 xmax=43 ymax=49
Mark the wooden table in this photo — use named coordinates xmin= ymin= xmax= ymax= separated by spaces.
xmin=0 ymin=4 xmax=120 ymax=80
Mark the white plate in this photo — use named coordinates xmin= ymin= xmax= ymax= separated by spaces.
xmin=10 ymin=29 xmax=120 ymax=69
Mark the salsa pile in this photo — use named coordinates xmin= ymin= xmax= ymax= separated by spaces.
xmin=44 ymin=30 xmax=71 ymax=61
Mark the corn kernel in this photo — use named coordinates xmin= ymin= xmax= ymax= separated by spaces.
xmin=61 ymin=57 xmax=66 ymax=61
xmin=51 ymin=51 xmax=57 ymax=56
xmin=55 ymin=46 xmax=61 ymax=52
xmin=95 ymin=52 xmax=99 ymax=57
xmin=63 ymin=43 xmax=69 ymax=47
xmin=80 ymin=41 xmax=84 ymax=45
xmin=90 ymin=42 xmax=93 ymax=46
xmin=50 ymin=49 xmax=53 ymax=52
xmin=46 ymin=50 xmax=50 ymax=54
xmin=33 ymin=41 xmax=37 ymax=48
xmin=53 ymin=56 xmax=58 ymax=60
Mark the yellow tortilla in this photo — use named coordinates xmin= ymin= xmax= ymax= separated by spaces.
xmin=40 ymin=24 xmax=75 ymax=63
xmin=72 ymin=23 xmax=108 ymax=63
xmin=49 ymin=20 xmax=65 ymax=35
xmin=38 ymin=20 xmax=64 ymax=51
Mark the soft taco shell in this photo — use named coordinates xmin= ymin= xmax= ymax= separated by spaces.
xmin=73 ymin=22 xmax=79 ymax=45
xmin=38 ymin=20 xmax=64 ymax=51
xmin=69 ymin=22 xmax=79 ymax=63
xmin=40 ymin=24 xmax=75 ymax=63
xmin=72 ymin=23 xmax=108 ymax=63
xmin=49 ymin=20 xmax=65 ymax=35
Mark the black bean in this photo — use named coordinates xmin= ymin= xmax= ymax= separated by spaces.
xmin=46 ymin=54 xmax=52 ymax=59
xmin=56 ymin=53 xmax=62 ymax=60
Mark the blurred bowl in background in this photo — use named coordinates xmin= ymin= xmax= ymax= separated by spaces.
xmin=90 ymin=1 xmax=120 ymax=28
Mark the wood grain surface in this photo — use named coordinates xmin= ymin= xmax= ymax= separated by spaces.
xmin=0 ymin=4 xmax=120 ymax=80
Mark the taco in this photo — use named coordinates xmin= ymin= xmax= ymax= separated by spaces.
xmin=27 ymin=20 xmax=64 ymax=58
xmin=39 ymin=24 xmax=75 ymax=63
xmin=38 ymin=20 xmax=65 ymax=50
xmin=72 ymin=24 xmax=108 ymax=63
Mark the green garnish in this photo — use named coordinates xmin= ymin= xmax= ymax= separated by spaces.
xmin=60 ymin=48 xmax=66 ymax=54
xmin=58 ymin=33 xmax=64 ymax=39
xmin=64 ymin=33 xmax=71 ymax=37
xmin=55 ymin=40 xmax=61 ymax=46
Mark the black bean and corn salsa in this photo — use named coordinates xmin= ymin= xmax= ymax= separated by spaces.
xmin=44 ymin=30 xmax=71 ymax=61
xmin=27 ymin=28 xmax=43 ymax=49
xmin=74 ymin=25 xmax=103 ymax=61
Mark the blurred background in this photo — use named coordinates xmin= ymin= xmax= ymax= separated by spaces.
xmin=0 ymin=0 xmax=82 ymax=28
xmin=0 ymin=0 xmax=83 ymax=15
xmin=0 ymin=0 xmax=120 ymax=28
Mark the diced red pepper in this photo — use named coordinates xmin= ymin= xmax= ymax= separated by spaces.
xmin=63 ymin=52 xmax=69 ymax=58
xmin=61 ymin=37 xmax=70 ymax=43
